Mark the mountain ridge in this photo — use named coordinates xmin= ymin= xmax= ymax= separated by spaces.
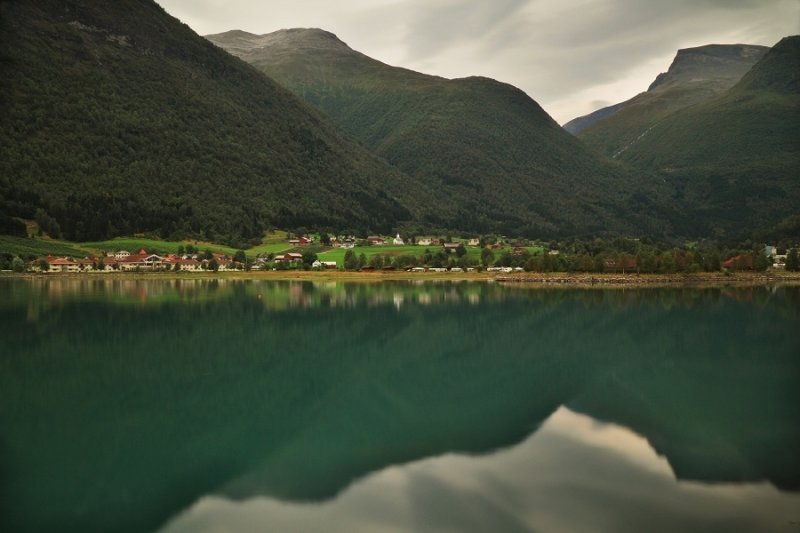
xmin=564 ymin=43 xmax=769 ymax=136
xmin=602 ymin=36 xmax=800 ymax=238
xmin=207 ymin=28 xmax=678 ymax=239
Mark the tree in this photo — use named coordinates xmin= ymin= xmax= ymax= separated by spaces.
xmin=302 ymin=250 xmax=317 ymax=267
xmin=344 ymin=250 xmax=358 ymax=271
xmin=481 ymin=247 xmax=494 ymax=267
xmin=455 ymin=243 xmax=467 ymax=258
xmin=320 ymin=233 xmax=331 ymax=246
xmin=12 ymin=256 xmax=25 ymax=272
xmin=234 ymin=250 xmax=246 ymax=264
xmin=786 ymin=248 xmax=799 ymax=272
xmin=208 ymin=258 xmax=219 ymax=271
xmin=38 ymin=258 xmax=50 ymax=272
xmin=753 ymin=252 xmax=769 ymax=272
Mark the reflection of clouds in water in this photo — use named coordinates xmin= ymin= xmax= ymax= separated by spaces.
xmin=159 ymin=407 xmax=800 ymax=533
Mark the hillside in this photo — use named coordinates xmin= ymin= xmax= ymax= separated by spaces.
xmin=0 ymin=0 xmax=438 ymax=246
xmin=207 ymin=29 xmax=678 ymax=239
xmin=613 ymin=36 xmax=800 ymax=239
xmin=567 ymin=44 xmax=768 ymax=144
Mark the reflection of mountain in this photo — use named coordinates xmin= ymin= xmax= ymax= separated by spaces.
xmin=0 ymin=283 xmax=797 ymax=532
xmin=162 ymin=407 xmax=800 ymax=533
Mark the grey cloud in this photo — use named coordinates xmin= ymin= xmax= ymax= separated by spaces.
xmin=156 ymin=0 xmax=800 ymax=122
xmin=402 ymin=0 xmax=530 ymax=61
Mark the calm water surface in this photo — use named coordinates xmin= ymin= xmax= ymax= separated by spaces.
xmin=0 ymin=278 xmax=798 ymax=532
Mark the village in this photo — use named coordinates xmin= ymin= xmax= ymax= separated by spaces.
xmin=13 ymin=232 xmax=798 ymax=274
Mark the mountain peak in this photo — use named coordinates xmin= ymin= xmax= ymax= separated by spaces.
xmin=205 ymin=27 xmax=351 ymax=57
xmin=647 ymin=43 xmax=769 ymax=92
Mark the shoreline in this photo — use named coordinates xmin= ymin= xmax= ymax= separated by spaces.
xmin=3 ymin=270 xmax=800 ymax=287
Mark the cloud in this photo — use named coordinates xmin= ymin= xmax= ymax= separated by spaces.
xmin=156 ymin=0 xmax=800 ymax=123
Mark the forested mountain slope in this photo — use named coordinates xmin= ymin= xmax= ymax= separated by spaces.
xmin=611 ymin=36 xmax=800 ymax=239
xmin=0 ymin=0 xmax=439 ymax=245
xmin=208 ymin=28 xmax=678 ymax=238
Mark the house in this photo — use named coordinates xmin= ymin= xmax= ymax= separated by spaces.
xmin=393 ymin=233 xmax=404 ymax=245
xmin=289 ymin=235 xmax=313 ymax=246
xmin=604 ymin=257 xmax=637 ymax=271
xmin=118 ymin=251 xmax=166 ymax=271
xmin=94 ymin=257 xmax=117 ymax=271
xmin=45 ymin=257 xmax=80 ymax=273
xmin=722 ymin=254 xmax=753 ymax=270
xmin=275 ymin=253 xmax=303 ymax=264
xmin=367 ymin=236 xmax=385 ymax=246
xmin=114 ymin=250 xmax=131 ymax=261
xmin=417 ymin=238 xmax=432 ymax=246
xmin=164 ymin=255 xmax=202 ymax=271
xmin=443 ymin=243 xmax=460 ymax=253
xmin=764 ymin=245 xmax=777 ymax=258
xmin=467 ymin=238 xmax=480 ymax=247
xmin=312 ymin=260 xmax=338 ymax=270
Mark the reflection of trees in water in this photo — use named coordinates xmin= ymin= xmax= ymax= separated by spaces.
xmin=3 ymin=278 xmax=796 ymax=314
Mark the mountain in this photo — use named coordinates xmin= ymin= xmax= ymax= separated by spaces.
xmin=207 ymin=28 xmax=677 ymax=239
xmin=565 ymin=44 xmax=769 ymax=139
xmin=0 ymin=0 xmax=437 ymax=245
xmin=608 ymin=36 xmax=800 ymax=239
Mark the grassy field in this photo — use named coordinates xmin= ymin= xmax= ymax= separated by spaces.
xmin=0 ymin=235 xmax=91 ymax=258
xmin=247 ymin=243 xmax=293 ymax=255
xmin=318 ymin=245 xmax=544 ymax=264
xmin=79 ymin=238 xmax=239 ymax=256
xmin=2 ymin=231 xmax=544 ymax=266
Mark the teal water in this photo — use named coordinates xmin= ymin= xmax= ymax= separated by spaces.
xmin=0 ymin=279 xmax=798 ymax=532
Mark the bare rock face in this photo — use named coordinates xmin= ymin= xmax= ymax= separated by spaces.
xmin=564 ymin=44 xmax=768 ymax=135
xmin=647 ymin=44 xmax=769 ymax=92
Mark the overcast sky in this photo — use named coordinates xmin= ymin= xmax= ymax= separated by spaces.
xmin=157 ymin=0 xmax=799 ymax=124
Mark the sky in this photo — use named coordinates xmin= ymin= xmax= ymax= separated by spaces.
xmin=156 ymin=0 xmax=800 ymax=124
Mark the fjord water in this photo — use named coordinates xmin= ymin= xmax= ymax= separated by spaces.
xmin=1 ymin=279 xmax=798 ymax=532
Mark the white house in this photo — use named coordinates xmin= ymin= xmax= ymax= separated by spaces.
xmin=312 ymin=260 xmax=337 ymax=269
xmin=417 ymin=238 xmax=432 ymax=246
xmin=393 ymin=233 xmax=404 ymax=245
xmin=114 ymin=250 xmax=131 ymax=260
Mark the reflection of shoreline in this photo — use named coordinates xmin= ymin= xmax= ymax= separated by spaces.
xmin=4 ymin=278 xmax=798 ymax=316
xmin=3 ymin=270 xmax=800 ymax=287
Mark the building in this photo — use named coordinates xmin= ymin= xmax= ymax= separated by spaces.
xmin=393 ymin=233 xmax=404 ymax=245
